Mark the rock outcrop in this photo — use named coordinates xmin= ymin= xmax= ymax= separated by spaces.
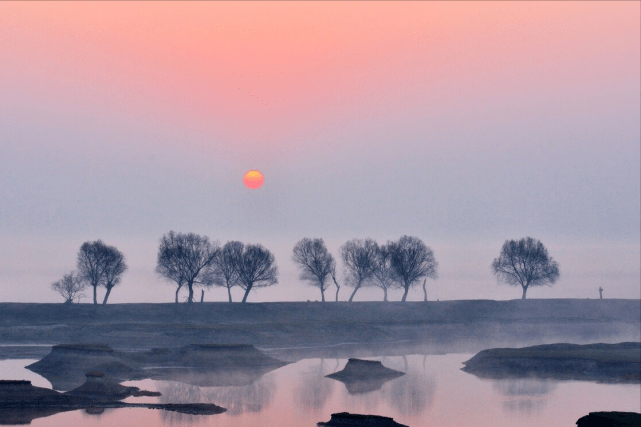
xmin=27 ymin=343 xmax=288 ymax=390
xmin=0 ymin=379 xmax=225 ymax=425
xmin=317 ymin=412 xmax=409 ymax=427
xmin=462 ymin=342 xmax=641 ymax=383
xmin=576 ymin=411 xmax=641 ymax=427
xmin=326 ymin=359 xmax=405 ymax=394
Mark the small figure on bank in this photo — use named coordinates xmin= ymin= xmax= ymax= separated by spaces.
xmin=599 ymin=287 xmax=603 ymax=299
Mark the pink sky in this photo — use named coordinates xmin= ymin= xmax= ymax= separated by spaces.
xmin=0 ymin=2 xmax=638 ymax=302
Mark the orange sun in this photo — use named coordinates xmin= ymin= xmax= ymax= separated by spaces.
xmin=243 ymin=170 xmax=264 ymax=189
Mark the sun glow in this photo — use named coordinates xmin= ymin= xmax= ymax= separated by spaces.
xmin=243 ymin=170 xmax=264 ymax=189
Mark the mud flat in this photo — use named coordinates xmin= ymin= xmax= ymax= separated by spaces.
xmin=576 ymin=411 xmax=641 ymax=427
xmin=0 ymin=300 xmax=639 ymax=359
xmin=461 ymin=342 xmax=641 ymax=383
xmin=27 ymin=343 xmax=288 ymax=391
xmin=0 ymin=379 xmax=225 ymax=425
xmin=327 ymin=358 xmax=405 ymax=394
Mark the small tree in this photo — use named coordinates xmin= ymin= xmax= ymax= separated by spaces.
xmin=292 ymin=238 xmax=336 ymax=302
xmin=51 ymin=272 xmax=86 ymax=304
xmin=371 ymin=242 xmax=397 ymax=302
xmin=77 ymin=240 xmax=127 ymax=304
xmin=389 ymin=236 xmax=438 ymax=302
xmin=491 ymin=237 xmax=560 ymax=299
xmin=236 ymin=244 xmax=278 ymax=303
xmin=211 ymin=241 xmax=244 ymax=302
xmin=341 ymin=238 xmax=377 ymax=302
xmin=156 ymin=231 xmax=219 ymax=303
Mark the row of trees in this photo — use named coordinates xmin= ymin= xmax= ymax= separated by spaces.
xmin=155 ymin=231 xmax=278 ymax=303
xmin=51 ymin=235 xmax=560 ymax=303
xmin=292 ymin=236 xmax=438 ymax=302
xmin=50 ymin=240 xmax=127 ymax=304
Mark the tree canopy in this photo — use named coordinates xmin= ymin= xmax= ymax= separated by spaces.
xmin=77 ymin=240 xmax=127 ymax=304
xmin=292 ymin=238 xmax=336 ymax=302
xmin=491 ymin=236 xmax=560 ymax=299
xmin=389 ymin=236 xmax=438 ymax=302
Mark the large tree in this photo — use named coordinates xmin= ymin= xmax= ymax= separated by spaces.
xmin=50 ymin=271 xmax=86 ymax=304
xmin=156 ymin=231 xmax=219 ymax=303
xmin=212 ymin=241 xmax=244 ymax=302
xmin=371 ymin=242 xmax=397 ymax=302
xmin=341 ymin=238 xmax=377 ymax=302
xmin=292 ymin=238 xmax=336 ymax=302
xmin=389 ymin=236 xmax=438 ymax=302
xmin=77 ymin=240 xmax=127 ymax=304
xmin=236 ymin=244 xmax=278 ymax=303
xmin=491 ymin=236 xmax=560 ymax=299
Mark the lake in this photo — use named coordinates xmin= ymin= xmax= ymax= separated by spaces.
xmin=1 ymin=352 xmax=638 ymax=427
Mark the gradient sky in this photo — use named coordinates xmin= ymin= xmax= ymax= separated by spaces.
xmin=1 ymin=1 xmax=639 ymax=303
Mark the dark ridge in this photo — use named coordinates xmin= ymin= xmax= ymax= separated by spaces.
xmin=318 ymin=412 xmax=409 ymax=427
xmin=576 ymin=411 xmax=641 ymax=427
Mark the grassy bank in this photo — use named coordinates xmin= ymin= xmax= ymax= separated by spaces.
xmin=0 ymin=299 xmax=638 ymax=358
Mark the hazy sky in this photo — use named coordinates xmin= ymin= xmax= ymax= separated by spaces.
xmin=1 ymin=2 xmax=639 ymax=303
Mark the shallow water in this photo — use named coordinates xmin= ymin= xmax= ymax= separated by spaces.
xmin=1 ymin=354 xmax=638 ymax=427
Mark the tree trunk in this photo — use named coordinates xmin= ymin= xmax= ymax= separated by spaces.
xmin=187 ymin=282 xmax=194 ymax=303
xmin=401 ymin=285 xmax=409 ymax=302
xmin=348 ymin=284 xmax=361 ymax=302
xmin=241 ymin=284 xmax=252 ymax=303
xmin=93 ymin=285 xmax=97 ymax=305
xmin=422 ymin=279 xmax=427 ymax=302
xmin=102 ymin=286 xmax=112 ymax=304
xmin=383 ymin=287 xmax=388 ymax=302
xmin=175 ymin=286 xmax=180 ymax=304
xmin=200 ymin=289 xmax=204 ymax=303
xmin=522 ymin=286 xmax=528 ymax=299
xmin=320 ymin=287 xmax=325 ymax=302
xmin=332 ymin=275 xmax=340 ymax=302
xmin=227 ymin=286 xmax=233 ymax=302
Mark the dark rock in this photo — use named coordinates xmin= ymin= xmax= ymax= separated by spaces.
xmin=576 ymin=411 xmax=641 ymax=427
xmin=64 ymin=372 xmax=142 ymax=401
xmin=326 ymin=359 xmax=405 ymax=394
xmin=462 ymin=342 xmax=641 ymax=383
xmin=318 ymin=412 xmax=409 ymax=427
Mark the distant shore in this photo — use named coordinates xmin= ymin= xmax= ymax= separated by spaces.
xmin=0 ymin=299 xmax=638 ymax=360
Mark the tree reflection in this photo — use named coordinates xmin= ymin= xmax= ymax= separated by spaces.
xmin=492 ymin=378 xmax=557 ymax=416
xmin=293 ymin=359 xmax=335 ymax=415
xmin=155 ymin=375 xmax=276 ymax=424
xmin=381 ymin=368 xmax=436 ymax=417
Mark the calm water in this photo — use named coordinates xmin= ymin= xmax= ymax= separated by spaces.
xmin=1 ymin=355 xmax=639 ymax=427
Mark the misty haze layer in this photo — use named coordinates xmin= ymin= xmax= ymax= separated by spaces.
xmin=0 ymin=2 xmax=639 ymax=303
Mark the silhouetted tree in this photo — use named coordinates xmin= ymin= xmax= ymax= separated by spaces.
xmin=292 ymin=238 xmax=336 ymax=302
xmin=155 ymin=231 xmax=219 ymax=303
xmin=208 ymin=240 xmax=243 ymax=302
xmin=491 ymin=236 xmax=560 ymax=299
xmin=236 ymin=244 xmax=278 ymax=303
xmin=389 ymin=236 xmax=438 ymax=302
xmin=371 ymin=242 xmax=397 ymax=302
xmin=50 ymin=271 xmax=86 ymax=304
xmin=330 ymin=266 xmax=340 ymax=302
xmin=77 ymin=240 xmax=127 ymax=304
xmin=341 ymin=238 xmax=377 ymax=302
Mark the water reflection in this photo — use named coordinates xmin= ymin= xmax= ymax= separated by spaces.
xmin=492 ymin=378 xmax=557 ymax=416
xmin=293 ymin=358 xmax=335 ymax=416
xmin=155 ymin=373 xmax=276 ymax=421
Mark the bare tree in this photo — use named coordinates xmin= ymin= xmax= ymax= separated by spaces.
xmin=236 ymin=244 xmax=278 ymax=303
xmin=330 ymin=265 xmax=341 ymax=302
xmin=371 ymin=242 xmax=397 ymax=302
xmin=292 ymin=238 xmax=336 ymax=302
xmin=155 ymin=231 xmax=219 ymax=303
xmin=51 ymin=271 xmax=86 ymax=304
xmin=491 ymin=236 xmax=560 ymax=299
xmin=389 ymin=236 xmax=438 ymax=302
xmin=77 ymin=240 xmax=128 ymax=304
xmin=340 ymin=238 xmax=377 ymax=302
xmin=211 ymin=241 xmax=244 ymax=302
